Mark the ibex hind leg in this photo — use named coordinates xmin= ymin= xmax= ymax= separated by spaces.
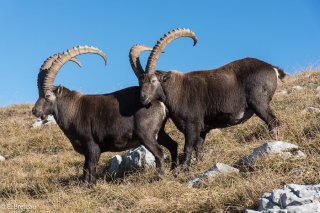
xmin=182 ymin=123 xmax=203 ymax=170
xmin=193 ymin=131 xmax=207 ymax=162
xmin=139 ymin=134 xmax=165 ymax=178
xmin=249 ymin=99 xmax=280 ymax=139
xmin=157 ymin=127 xmax=178 ymax=170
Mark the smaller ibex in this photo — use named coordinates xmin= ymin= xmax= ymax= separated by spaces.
xmin=32 ymin=46 xmax=178 ymax=185
xmin=138 ymin=28 xmax=286 ymax=168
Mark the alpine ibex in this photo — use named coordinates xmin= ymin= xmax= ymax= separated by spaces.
xmin=32 ymin=46 xmax=178 ymax=185
xmin=137 ymin=28 xmax=286 ymax=168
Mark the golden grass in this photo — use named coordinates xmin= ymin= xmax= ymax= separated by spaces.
xmin=1 ymin=69 xmax=320 ymax=212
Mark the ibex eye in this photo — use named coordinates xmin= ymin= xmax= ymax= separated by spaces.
xmin=151 ymin=79 xmax=156 ymax=83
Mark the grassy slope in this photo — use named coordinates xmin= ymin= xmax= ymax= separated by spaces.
xmin=1 ymin=70 xmax=320 ymax=212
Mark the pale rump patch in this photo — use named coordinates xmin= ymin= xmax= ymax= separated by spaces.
xmin=235 ymin=111 xmax=244 ymax=120
xmin=273 ymin=67 xmax=280 ymax=79
xmin=159 ymin=102 xmax=167 ymax=120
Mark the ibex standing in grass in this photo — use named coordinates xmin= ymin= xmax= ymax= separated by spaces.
xmin=32 ymin=46 xmax=178 ymax=185
xmin=138 ymin=28 xmax=286 ymax=168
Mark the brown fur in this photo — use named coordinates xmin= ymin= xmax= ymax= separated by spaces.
xmin=32 ymin=86 xmax=178 ymax=185
xmin=140 ymin=57 xmax=286 ymax=167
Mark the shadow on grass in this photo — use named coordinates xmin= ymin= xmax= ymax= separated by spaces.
xmin=234 ymin=125 xmax=270 ymax=144
xmin=303 ymin=126 xmax=320 ymax=139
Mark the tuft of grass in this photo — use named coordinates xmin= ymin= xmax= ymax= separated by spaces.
xmin=1 ymin=69 xmax=320 ymax=212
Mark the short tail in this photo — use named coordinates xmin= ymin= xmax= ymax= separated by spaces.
xmin=273 ymin=66 xmax=287 ymax=82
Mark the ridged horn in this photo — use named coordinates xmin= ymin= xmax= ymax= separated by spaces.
xmin=129 ymin=44 xmax=153 ymax=79
xmin=37 ymin=54 xmax=59 ymax=96
xmin=146 ymin=28 xmax=197 ymax=74
xmin=37 ymin=54 xmax=85 ymax=96
xmin=70 ymin=57 xmax=82 ymax=68
xmin=41 ymin=45 xmax=107 ymax=92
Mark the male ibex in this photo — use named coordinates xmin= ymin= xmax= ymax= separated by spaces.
xmin=32 ymin=46 xmax=178 ymax=185
xmin=137 ymin=28 xmax=286 ymax=168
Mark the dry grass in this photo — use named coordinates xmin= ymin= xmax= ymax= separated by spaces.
xmin=1 ymin=69 xmax=320 ymax=212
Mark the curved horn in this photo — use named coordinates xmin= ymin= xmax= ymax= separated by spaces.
xmin=37 ymin=54 xmax=59 ymax=96
xmin=42 ymin=45 xmax=107 ymax=91
xmin=146 ymin=28 xmax=197 ymax=74
xmin=129 ymin=44 xmax=153 ymax=78
xmin=37 ymin=54 xmax=85 ymax=96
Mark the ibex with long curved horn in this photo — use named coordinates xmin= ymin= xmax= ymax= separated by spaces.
xmin=137 ymin=28 xmax=286 ymax=168
xmin=32 ymin=45 xmax=178 ymax=185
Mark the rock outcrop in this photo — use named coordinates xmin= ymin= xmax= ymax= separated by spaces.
xmin=246 ymin=184 xmax=320 ymax=213
xmin=242 ymin=141 xmax=306 ymax=169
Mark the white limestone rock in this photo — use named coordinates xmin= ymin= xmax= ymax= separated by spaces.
xmin=106 ymin=146 xmax=155 ymax=178
xmin=0 ymin=155 xmax=5 ymax=161
xmin=107 ymin=155 xmax=122 ymax=176
xmin=187 ymin=163 xmax=239 ymax=188
xmin=302 ymin=107 xmax=320 ymax=114
xmin=242 ymin=141 xmax=305 ymax=168
xmin=247 ymin=184 xmax=320 ymax=213
xmin=292 ymin=86 xmax=303 ymax=91
xmin=286 ymin=202 xmax=320 ymax=213
xmin=32 ymin=115 xmax=56 ymax=128
xmin=276 ymin=90 xmax=288 ymax=96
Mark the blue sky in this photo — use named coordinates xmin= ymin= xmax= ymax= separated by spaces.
xmin=0 ymin=1 xmax=319 ymax=106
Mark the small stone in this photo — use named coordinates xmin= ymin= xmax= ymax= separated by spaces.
xmin=309 ymin=83 xmax=317 ymax=88
xmin=302 ymin=107 xmax=320 ymax=114
xmin=43 ymin=115 xmax=56 ymax=125
xmin=295 ymin=150 xmax=307 ymax=158
xmin=289 ymin=168 xmax=302 ymax=176
xmin=32 ymin=118 xmax=43 ymax=128
xmin=32 ymin=115 xmax=56 ymax=128
xmin=242 ymin=141 xmax=301 ymax=168
xmin=276 ymin=90 xmax=288 ymax=96
xmin=188 ymin=163 xmax=239 ymax=188
xmin=316 ymin=86 xmax=320 ymax=91
xmin=211 ymin=163 xmax=239 ymax=174
xmin=208 ymin=149 xmax=214 ymax=155
xmin=292 ymin=85 xmax=303 ymax=91
xmin=0 ymin=155 xmax=5 ymax=161
xmin=187 ymin=177 xmax=201 ymax=188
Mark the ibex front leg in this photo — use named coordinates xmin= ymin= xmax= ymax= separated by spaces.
xmin=83 ymin=141 xmax=101 ymax=186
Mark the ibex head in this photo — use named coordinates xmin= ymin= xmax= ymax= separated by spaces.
xmin=139 ymin=28 xmax=197 ymax=105
xmin=32 ymin=46 xmax=107 ymax=120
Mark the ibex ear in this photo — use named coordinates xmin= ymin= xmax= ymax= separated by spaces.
xmin=54 ymin=85 xmax=63 ymax=96
xmin=158 ymin=72 xmax=170 ymax=82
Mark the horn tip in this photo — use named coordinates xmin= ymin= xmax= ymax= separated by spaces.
xmin=193 ymin=40 xmax=198 ymax=46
